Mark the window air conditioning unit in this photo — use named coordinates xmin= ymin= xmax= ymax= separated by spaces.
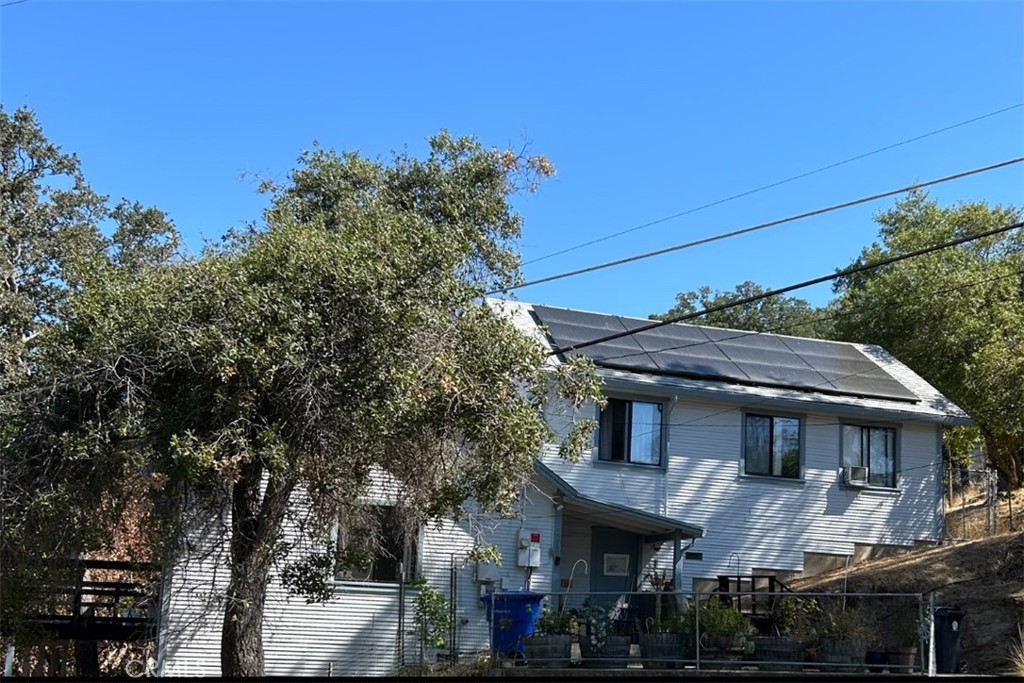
xmin=843 ymin=466 xmax=869 ymax=487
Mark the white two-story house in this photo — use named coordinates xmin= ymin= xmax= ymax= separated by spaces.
xmin=156 ymin=300 xmax=968 ymax=676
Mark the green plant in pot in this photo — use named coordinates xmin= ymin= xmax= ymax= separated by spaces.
xmin=410 ymin=579 xmax=454 ymax=665
xmin=672 ymin=604 xmax=699 ymax=661
xmin=816 ymin=599 xmax=871 ymax=672
xmin=639 ymin=570 xmax=682 ymax=669
xmin=755 ymin=595 xmax=817 ymax=671
xmin=885 ymin=607 xmax=920 ymax=672
xmin=524 ymin=604 xmax=577 ymax=668
xmin=698 ymin=598 xmax=756 ymax=666
xmin=578 ymin=601 xmax=631 ymax=668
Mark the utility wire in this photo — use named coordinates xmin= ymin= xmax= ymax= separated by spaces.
xmin=590 ymin=268 xmax=1024 ymax=365
xmin=546 ymin=218 xmax=1024 ymax=357
xmin=523 ymin=103 xmax=1024 ymax=266
xmin=494 ymin=156 xmax=1024 ymax=295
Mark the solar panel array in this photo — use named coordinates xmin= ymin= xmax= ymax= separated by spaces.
xmin=531 ymin=305 xmax=919 ymax=402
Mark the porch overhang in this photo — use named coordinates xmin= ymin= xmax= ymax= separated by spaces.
xmin=534 ymin=461 xmax=704 ymax=540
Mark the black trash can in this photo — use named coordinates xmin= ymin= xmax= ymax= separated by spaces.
xmin=933 ymin=607 xmax=966 ymax=673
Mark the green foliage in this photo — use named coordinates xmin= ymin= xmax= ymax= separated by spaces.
xmin=410 ymin=579 xmax=454 ymax=649
xmin=464 ymin=544 xmax=502 ymax=566
xmin=770 ymin=595 xmax=821 ymax=640
xmin=817 ymin=600 xmax=872 ymax=642
xmin=534 ymin=604 xmax=578 ymax=636
xmin=668 ymin=607 xmax=695 ymax=637
xmin=277 ymin=542 xmax=339 ymax=604
xmin=1 ymin=119 xmax=602 ymax=673
xmin=0 ymin=106 xmax=178 ymax=644
xmin=643 ymin=568 xmax=671 ymax=632
xmin=696 ymin=599 xmax=756 ymax=640
xmin=832 ymin=190 xmax=1024 ymax=487
xmin=580 ymin=601 xmax=620 ymax=652
xmin=652 ymin=280 xmax=831 ymax=338
xmin=887 ymin=606 xmax=921 ymax=648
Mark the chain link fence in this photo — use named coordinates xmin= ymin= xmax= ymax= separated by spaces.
xmin=944 ymin=466 xmax=1000 ymax=540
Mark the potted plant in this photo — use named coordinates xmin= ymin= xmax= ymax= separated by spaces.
xmin=578 ymin=601 xmax=631 ymax=668
xmin=816 ymin=600 xmax=870 ymax=672
xmin=698 ymin=598 xmax=756 ymax=668
xmin=523 ymin=604 xmax=577 ymax=668
xmin=410 ymin=579 xmax=453 ymax=666
xmin=639 ymin=570 xmax=682 ymax=669
xmin=755 ymin=594 xmax=817 ymax=671
xmin=865 ymin=631 xmax=887 ymax=673
xmin=885 ymin=608 xmax=920 ymax=672
xmin=665 ymin=601 xmax=701 ymax=662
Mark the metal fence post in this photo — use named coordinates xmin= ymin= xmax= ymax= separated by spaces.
xmin=927 ymin=592 xmax=936 ymax=677
xmin=694 ymin=590 xmax=701 ymax=671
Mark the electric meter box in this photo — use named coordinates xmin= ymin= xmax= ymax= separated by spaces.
xmin=516 ymin=531 xmax=542 ymax=568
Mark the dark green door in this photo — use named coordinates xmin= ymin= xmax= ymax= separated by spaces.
xmin=589 ymin=526 xmax=639 ymax=597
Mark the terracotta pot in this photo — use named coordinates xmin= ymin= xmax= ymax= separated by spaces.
xmin=886 ymin=647 xmax=917 ymax=672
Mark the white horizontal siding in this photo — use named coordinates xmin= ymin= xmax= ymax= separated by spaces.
xmin=417 ymin=481 xmax=559 ymax=657
xmin=160 ymin=474 xmax=563 ymax=676
xmin=539 ymin=394 xmax=943 ymax=592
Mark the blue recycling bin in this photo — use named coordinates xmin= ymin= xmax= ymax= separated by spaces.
xmin=480 ymin=590 xmax=546 ymax=659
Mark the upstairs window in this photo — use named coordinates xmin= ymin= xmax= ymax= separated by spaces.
xmin=744 ymin=414 xmax=801 ymax=479
xmin=335 ymin=505 xmax=416 ymax=583
xmin=842 ymin=425 xmax=897 ymax=488
xmin=598 ymin=397 xmax=663 ymax=466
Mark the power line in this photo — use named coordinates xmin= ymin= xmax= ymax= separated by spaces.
xmin=494 ymin=156 xmax=1024 ymax=295
xmin=546 ymin=218 xmax=1024 ymax=357
xmin=590 ymin=268 xmax=1024 ymax=365
xmin=523 ymin=103 xmax=1024 ymax=266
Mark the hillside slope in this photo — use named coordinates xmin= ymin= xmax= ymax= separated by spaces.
xmin=793 ymin=529 xmax=1023 ymax=674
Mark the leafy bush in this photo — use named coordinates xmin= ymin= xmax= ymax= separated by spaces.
xmin=580 ymin=601 xmax=621 ymax=652
xmin=698 ymin=598 xmax=756 ymax=639
xmin=534 ymin=605 xmax=578 ymax=636
xmin=817 ymin=600 xmax=871 ymax=642
xmin=410 ymin=579 xmax=453 ymax=649
xmin=771 ymin=595 xmax=820 ymax=640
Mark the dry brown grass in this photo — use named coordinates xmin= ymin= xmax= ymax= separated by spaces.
xmin=1010 ymin=624 xmax=1024 ymax=678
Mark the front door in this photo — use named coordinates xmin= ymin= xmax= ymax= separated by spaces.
xmin=589 ymin=526 xmax=639 ymax=597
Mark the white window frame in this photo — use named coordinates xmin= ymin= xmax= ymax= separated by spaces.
xmin=841 ymin=423 xmax=899 ymax=489
xmin=741 ymin=411 xmax=805 ymax=480
xmin=595 ymin=395 xmax=666 ymax=467
xmin=332 ymin=504 xmax=417 ymax=586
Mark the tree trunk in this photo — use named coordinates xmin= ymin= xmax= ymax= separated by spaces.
xmin=984 ymin=431 xmax=1021 ymax=490
xmin=220 ymin=459 xmax=294 ymax=677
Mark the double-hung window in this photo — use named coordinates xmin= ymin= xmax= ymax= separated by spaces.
xmin=842 ymin=425 xmax=897 ymax=488
xmin=744 ymin=413 xmax=801 ymax=479
xmin=598 ymin=397 xmax=663 ymax=466
xmin=335 ymin=505 xmax=416 ymax=583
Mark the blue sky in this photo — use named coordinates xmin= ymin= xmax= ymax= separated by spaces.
xmin=2 ymin=1 xmax=1022 ymax=319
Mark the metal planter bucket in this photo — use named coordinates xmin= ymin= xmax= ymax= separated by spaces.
xmin=640 ymin=632 xmax=681 ymax=669
xmin=523 ymin=634 xmax=572 ymax=668
xmin=580 ymin=634 xmax=631 ymax=668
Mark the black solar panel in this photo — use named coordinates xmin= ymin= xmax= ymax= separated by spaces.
xmin=530 ymin=305 xmax=919 ymax=403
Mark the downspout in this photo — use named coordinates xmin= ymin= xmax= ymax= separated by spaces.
xmin=664 ymin=396 xmax=679 ymax=517
xmin=671 ymin=536 xmax=696 ymax=610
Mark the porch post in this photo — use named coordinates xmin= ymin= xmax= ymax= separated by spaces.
xmin=672 ymin=531 xmax=682 ymax=593
xmin=4 ymin=639 xmax=15 ymax=677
